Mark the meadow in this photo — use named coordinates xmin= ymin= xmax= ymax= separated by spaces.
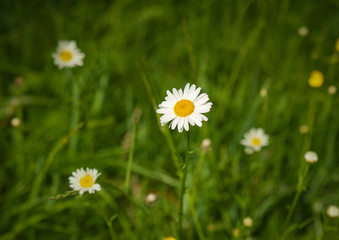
xmin=1 ymin=0 xmax=339 ymax=239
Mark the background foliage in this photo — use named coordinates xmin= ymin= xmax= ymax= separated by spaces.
xmin=1 ymin=0 xmax=339 ymax=239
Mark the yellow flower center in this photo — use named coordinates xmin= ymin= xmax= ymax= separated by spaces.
xmin=80 ymin=175 xmax=94 ymax=188
xmin=251 ymin=138 xmax=261 ymax=146
xmin=60 ymin=50 xmax=73 ymax=62
xmin=308 ymin=70 xmax=324 ymax=88
xmin=336 ymin=38 xmax=339 ymax=52
xmin=174 ymin=99 xmax=194 ymax=117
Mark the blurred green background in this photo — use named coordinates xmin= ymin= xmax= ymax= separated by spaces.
xmin=1 ymin=0 xmax=339 ymax=239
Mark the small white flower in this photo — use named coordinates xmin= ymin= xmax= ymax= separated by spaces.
xmin=10 ymin=117 xmax=21 ymax=127
xmin=260 ymin=88 xmax=267 ymax=97
xmin=201 ymin=138 xmax=211 ymax=152
xmin=327 ymin=205 xmax=339 ymax=218
xmin=52 ymin=40 xmax=85 ymax=69
xmin=328 ymin=85 xmax=337 ymax=95
xmin=241 ymin=128 xmax=269 ymax=152
xmin=69 ymin=168 xmax=101 ymax=194
xmin=298 ymin=26 xmax=309 ymax=37
xmin=146 ymin=193 xmax=157 ymax=203
xmin=304 ymin=151 xmax=318 ymax=164
xmin=243 ymin=217 xmax=253 ymax=227
xmin=156 ymin=83 xmax=212 ymax=132
xmin=299 ymin=125 xmax=309 ymax=134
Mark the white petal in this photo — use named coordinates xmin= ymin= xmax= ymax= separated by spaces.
xmin=188 ymin=87 xmax=201 ymax=101
xmin=178 ymin=89 xmax=183 ymax=98
xmin=166 ymin=90 xmax=177 ymax=102
xmin=191 ymin=113 xmax=203 ymax=122
xmin=159 ymin=101 xmax=173 ymax=108
xmin=197 ymin=113 xmax=208 ymax=121
xmin=178 ymin=118 xmax=184 ymax=132
xmin=173 ymin=88 xmax=180 ymax=100
xmin=194 ymin=95 xmax=210 ymax=106
xmin=184 ymin=118 xmax=189 ymax=131
xmin=183 ymin=83 xmax=190 ymax=99
xmin=195 ymin=104 xmax=212 ymax=113
xmin=187 ymin=116 xmax=195 ymax=126
xmin=160 ymin=113 xmax=176 ymax=124
xmin=157 ymin=108 xmax=170 ymax=114
xmin=170 ymin=117 xmax=180 ymax=130
xmin=93 ymin=184 xmax=101 ymax=191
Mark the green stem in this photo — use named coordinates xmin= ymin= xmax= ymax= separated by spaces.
xmin=69 ymin=72 xmax=79 ymax=154
xmin=137 ymin=63 xmax=180 ymax=172
xmin=124 ymin=114 xmax=137 ymax=193
xmin=179 ymin=131 xmax=190 ymax=240
xmin=29 ymin=122 xmax=84 ymax=201
xmin=282 ymin=94 xmax=317 ymax=236
xmin=189 ymin=192 xmax=205 ymax=240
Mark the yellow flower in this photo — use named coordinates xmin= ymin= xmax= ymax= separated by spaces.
xmin=163 ymin=237 xmax=176 ymax=240
xmin=336 ymin=39 xmax=339 ymax=52
xmin=308 ymin=70 xmax=324 ymax=88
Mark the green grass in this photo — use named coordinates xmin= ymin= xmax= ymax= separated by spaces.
xmin=1 ymin=0 xmax=339 ymax=239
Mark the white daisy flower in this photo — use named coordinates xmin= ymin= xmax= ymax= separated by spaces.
xmin=69 ymin=168 xmax=101 ymax=194
xmin=241 ymin=128 xmax=269 ymax=152
xmin=243 ymin=217 xmax=253 ymax=227
xmin=298 ymin=26 xmax=309 ymax=37
xmin=156 ymin=83 xmax=212 ymax=132
xmin=327 ymin=205 xmax=339 ymax=218
xmin=52 ymin=40 xmax=85 ymax=69
xmin=304 ymin=151 xmax=318 ymax=164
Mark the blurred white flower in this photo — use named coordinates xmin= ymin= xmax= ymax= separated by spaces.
xmin=10 ymin=117 xmax=21 ymax=127
xmin=328 ymin=85 xmax=337 ymax=95
xmin=260 ymin=88 xmax=267 ymax=97
xmin=156 ymin=83 xmax=212 ymax=132
xmin=327 ymin=205 xmax=339 ymax=218
xmin=304 ymin=151 xmax=318 ymax=164
xmin=243 ymin=217 xmax=253 ymax=227
xmin=69 ymin=168 xmax=101 ymax=194
xmin=299 ymin=125 xmax=309 ymax=134
xmin=52 ymin=40 xmax=85 ymax=69
xmin=298 ymin=26 xmax=309 ymax=37
xmin=201 ymin=138 xmax=211 ymax=152
xmin=241 ymin=128 xmax=269 ymax=152
xmin=146 ymin=193 xmax=157 ymax=203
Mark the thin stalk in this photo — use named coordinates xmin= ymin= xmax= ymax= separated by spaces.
xmin=15 ymin=103 xmax=24 ymax=177
xmin=188 ymin=150 xmax=207 ymax=239
xmin=136 ymin=63 xmax=180 ymax=172
xmin=124 ymin=111 xmax=137 ymax=193
xmin=188 ymin=192 xmax=206 ymax=240
xmin=179 ymin=131 xmax=190 ymax=240
xmin=69 ymin=72 xmax=79 ymax=154
xmin=282 ymin=94 xmax=317 ymax=236
xmin=29 ymin=122 xmax=85 ymax=201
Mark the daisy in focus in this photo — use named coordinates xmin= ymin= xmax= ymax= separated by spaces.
xmin=52 ymin=40 xmax=85 ymax=69
xmin=156 ymin=83 xmax=212 ymax=132
xmin=241 ymin=128 xmax=269 ymax=152
xmin=69 ymin=168 xmax=101 ymax=194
